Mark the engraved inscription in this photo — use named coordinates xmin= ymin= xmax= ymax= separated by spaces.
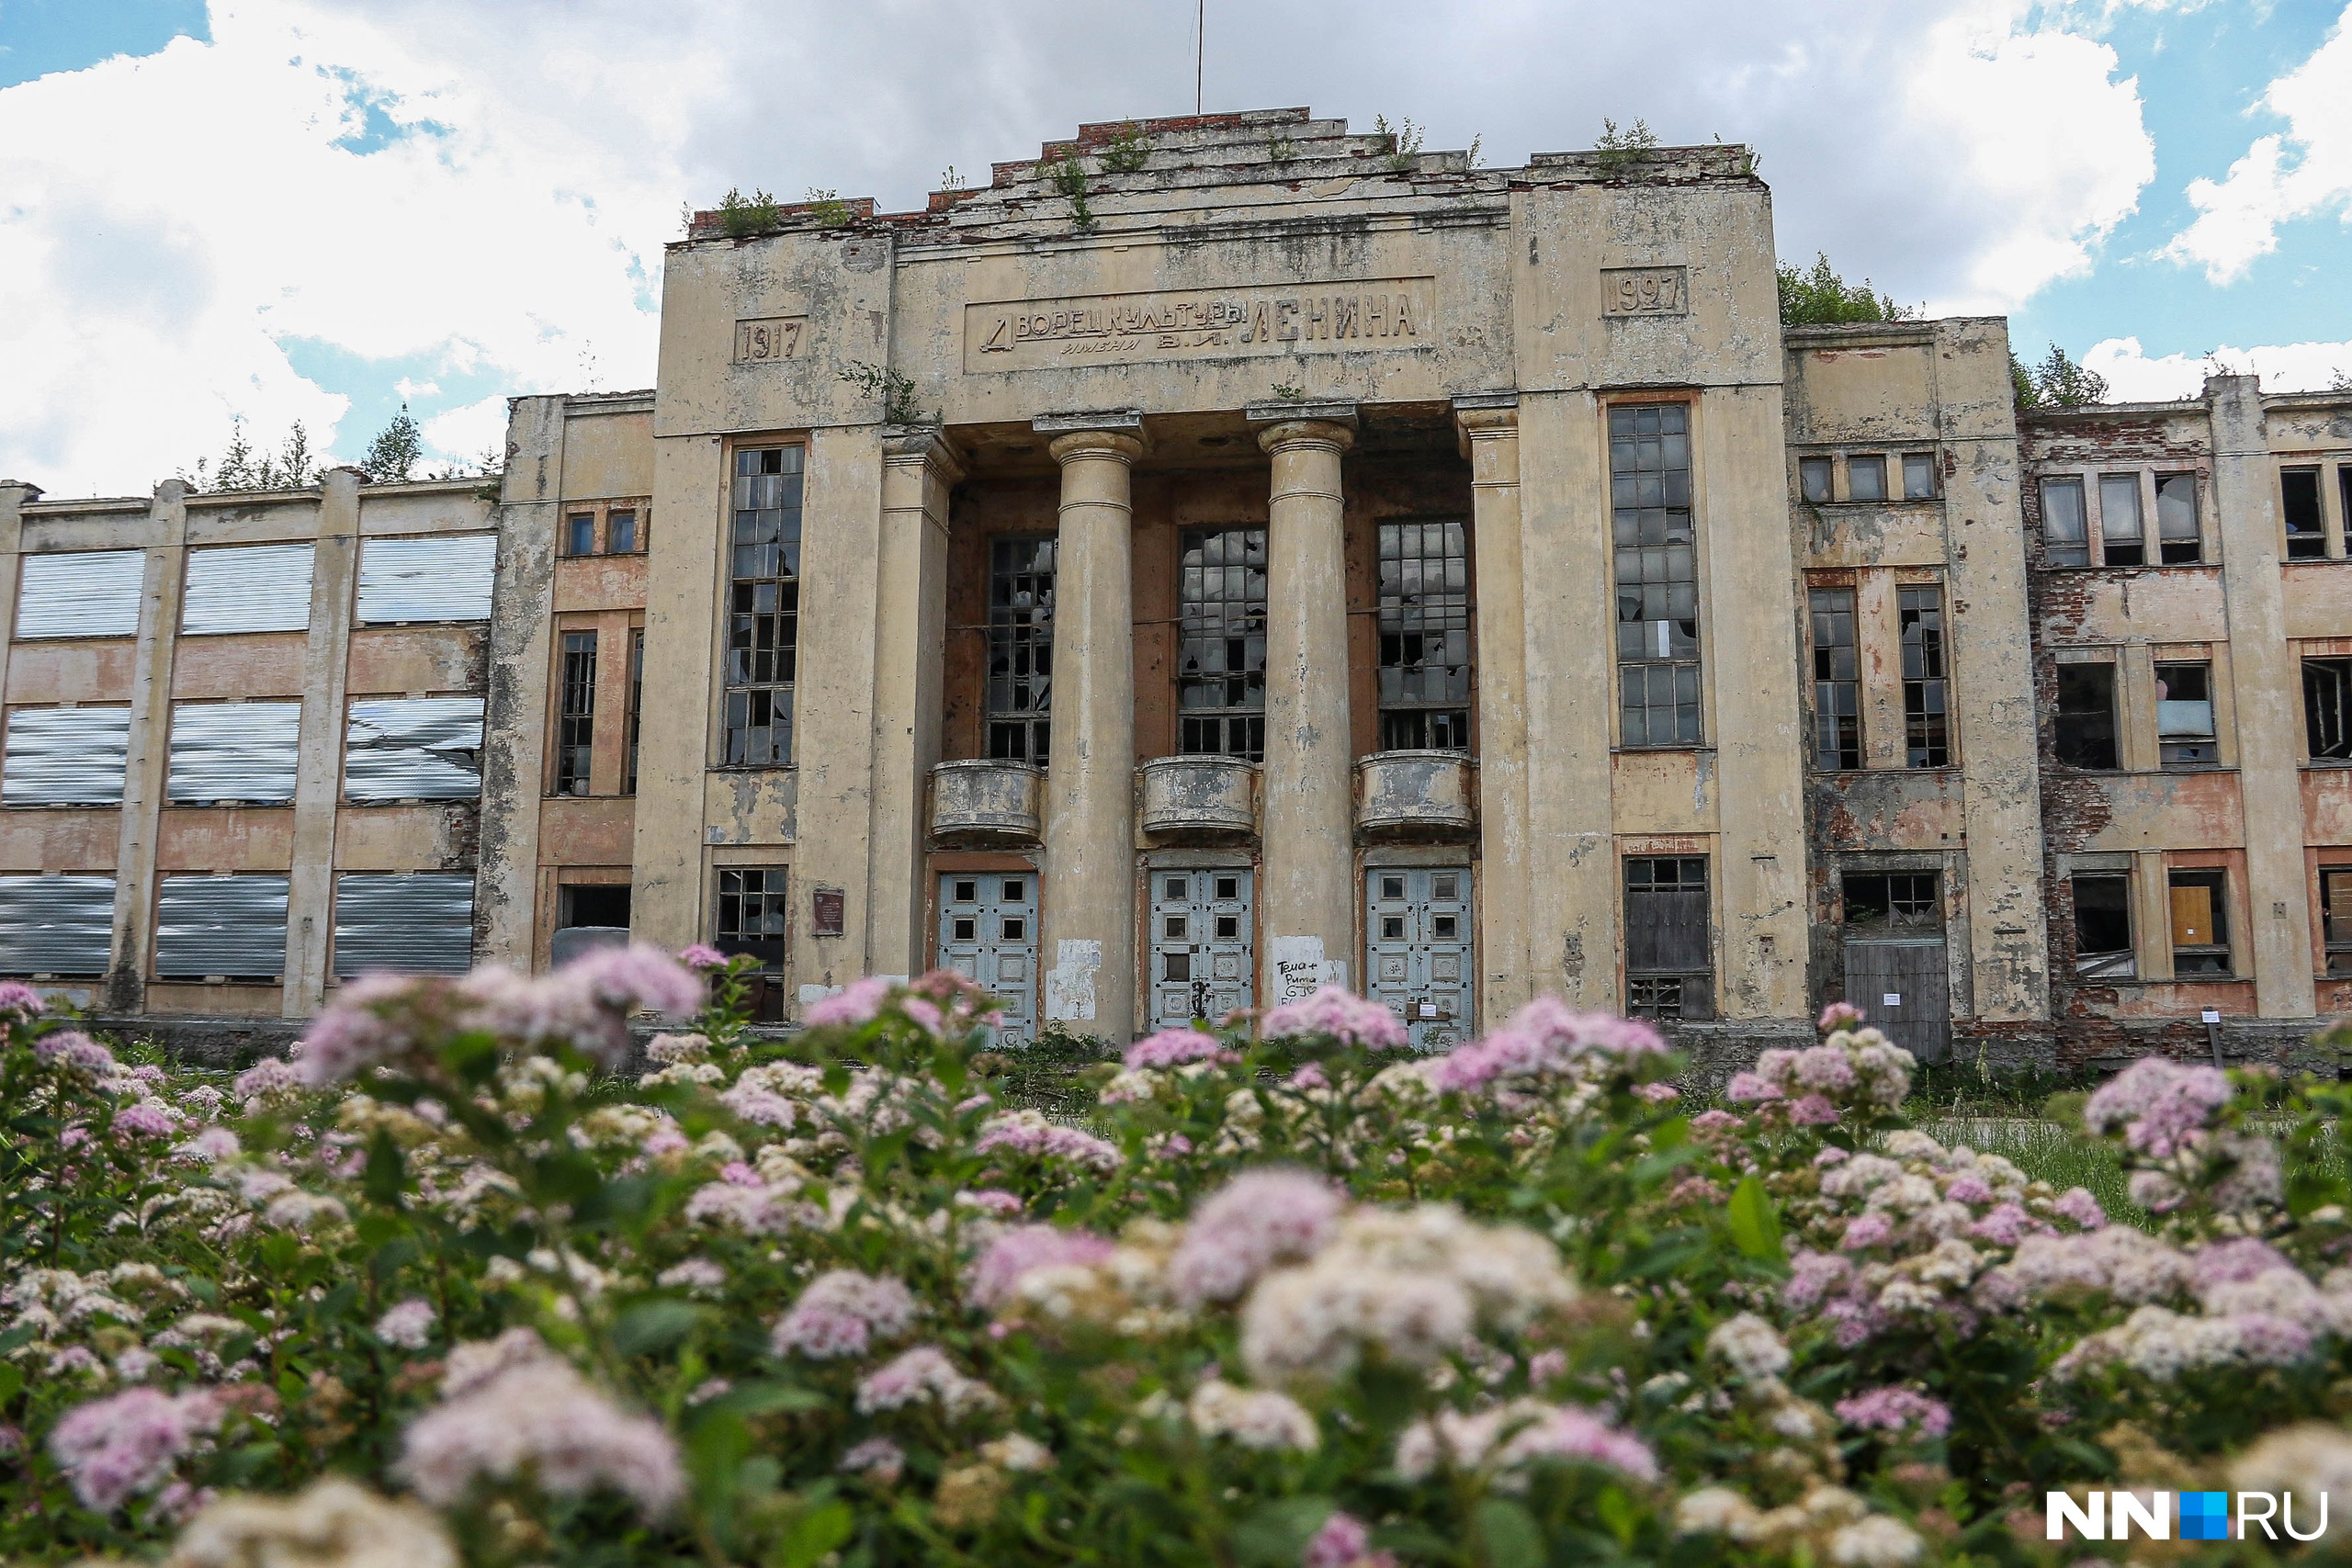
xmin=1600 ymin=266 xmax=1688 ymax=317
xmin=965 ymin=277 xmax=1436 ymax=371
xmin=733 ymin=317 xmax=806 ymax=363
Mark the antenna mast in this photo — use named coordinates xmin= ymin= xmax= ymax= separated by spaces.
xmin=1194 ymin=0 xmax=1204 ymax=116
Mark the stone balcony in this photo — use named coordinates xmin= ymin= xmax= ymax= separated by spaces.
xmin=1136 ymin=755 xmax=1259 ymax=843
xmin=1355 ymin=750 xmax=1476 ymax=840
xmin=929 ymin=759 xmax=1043 ymax=846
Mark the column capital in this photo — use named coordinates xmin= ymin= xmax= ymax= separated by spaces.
xmin=1046 ymin=429 xmax=1145 ymax=466
xmin=881 ymin=425 xmax=967 ymax=484
xmin=1253 ymin=419 xmax=1355 ymax=457
xmin=1453 ymin=397 xmax=1520 ymax=457
xmin=1245 ymin=397 xmax=1358 ymax=427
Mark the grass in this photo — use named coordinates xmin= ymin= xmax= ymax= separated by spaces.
xmin=1910 ymin=1116 xmax=2149 ymax=1226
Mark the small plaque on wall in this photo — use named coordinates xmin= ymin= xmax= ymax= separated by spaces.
xmin=733 ymin=317 xmax=806 ymax=363
xmin=1600 ymin=266 xmax=1689 ymax=316
xmin=811 ymin=886 xmax=846 ymax=938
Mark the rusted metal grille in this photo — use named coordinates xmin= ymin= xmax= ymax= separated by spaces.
xmin=2 ymin=707 xmax=131 ymax=806
xmin=356 ymin=535 xmax=496 ymax=624
xmin=0 ymin=875 xmax=116 ymax=976
xmin=154 ymin=874 xmax=288 ymax=979
xmin=345 ymin=697 xmax=483 ymax=801
xmin=182 ymin=544 xmax=313 ymax=635
xmin=166 ymin=702 xmax=301 ymax=804
xmin=16 ymin=550 xmax=144 ymax=639
xmin=333 ymin=873 xmax=474 ymax=976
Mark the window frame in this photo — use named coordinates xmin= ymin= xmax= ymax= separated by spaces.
xmin=2053 ymin=660 xmax=2120 ymax=771
xmin=1809 ymin=586 xmax=1860 ymax=772
xmin=721 ymin=446 xmax=804 ymax=769
xmin=2166 ymin=867 xmax=2233 ymax=976
xmin=1623 ymin=854 xmax=1713 ymax=1021
xmin=1897 ymin=583 xmax=1951 ymax=769
xmin=2097 ymin=473 xmax=2146 ymax=567
xmin=986 ymin=535 xmax=1057 ymax=766
xmin=554 ymin=628 xmax=598 ymax=796
xmin=2155 ymin=472 xmax=2202 ymax=565
xmin=714 ymin=865 xmax=789 ymax=973
xmin=1798 ymin=456 xmax=1834 ymax=505
xmin=1175 ymin=525 xmax=1270 ymax=761
xmin=1374 ymin=517 xmax=1473 ymax=752
xmin=1901 ymin=452 xmax=1939 ymax=501
xmin=625 ymin=626 xmax=644 ymax=795
xmin=1610 ymin=401 xmax=1703 ymax=750
xmin=2070 ymin=871 xmax=2136 ymax=979
xmin=1847 ymin=454 xmax=1888 ymax=503
xmin=2305 ymin=656 xmax=2352 ymax=762
xmin=2154 ymin=659 xmax=2219 ymax=768
xmin=2323 ymin=865 xmax=2352 ymax=978
xmin=2040 ymin=475 xmax=2090 ymax=568
xmin=2282 ymin=468 xmax=2327 ymax=561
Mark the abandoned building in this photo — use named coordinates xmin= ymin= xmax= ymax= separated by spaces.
xmin=2 ymin=107 xmax=2347 ymax=1067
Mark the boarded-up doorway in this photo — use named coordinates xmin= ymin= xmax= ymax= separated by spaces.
xmin=1841 ymin=871 xmax=1950 ymax=1062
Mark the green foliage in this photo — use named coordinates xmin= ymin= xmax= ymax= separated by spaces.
xmin=1048 ymin=155 xmax=1095 ymax=231
xmin=2012 ymin=342 xmax=2110 ymax=411
xmin=1374 ymin=113 xmax=1423 ymax=173
xmin=804 ymin=187 xmax=852 ymax=229
xmin=1100 ymin=123 xmax=1150 ymax=175
xmin=178 ymin=419 xmax=322 ymax=493
xmin=1593 ymin=117 xmax=1660 ymax=177
xmin=716 ymin=186 xmax=782 ymax=238
xmin=1776 ymin=253 xmax=1909 ymax=326
xmin=1265 ymin=131 xmax=1299 ymax=164
xmin=836 ymin=360 xmax=927 ymax=424
xmin=360 ymin=404 xmax=423 ymax=484
xmin=938 ymin=164 xmax=967 ymax=193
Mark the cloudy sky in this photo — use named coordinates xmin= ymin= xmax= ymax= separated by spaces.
xmin=2 ymin=0 xmax=2347 ymax=497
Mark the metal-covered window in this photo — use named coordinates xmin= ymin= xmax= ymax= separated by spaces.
xmin=167 ymin=702 xmax=301 ymax=804
xmin=715 ymin=867 xmax=787 ymax=971
xmin=2310 ymin=658 xmax=2352 ymax=761
xmin=555 ymin=631 xmax=597 ymax=795
xmin=724 ymin=447 xmax=803 ymax=767
xmin=16 ymin=550 xmax=144 ymax=640
xmin=3 ymin=707 xmax=131 ymax=807
xmin=356 ymin=535 xmax=497 ymax=624
xmin=1809 ymin=588 xmax=1860 ymax=771
xmin=1611 ymin=404 xmax=1702 ymax=747
xmin=345 ymin=697 xmax=484 ymax=802
xmin=1624 ymin=856 xmax=1712 ymax=1021
xmin=154 ymin=874 xmax=288 ymax=980
xmin=1377 ymin=519 xmax=1471 ymax=751
xmin=1899 ymin=586 xmax=1949 ymax=768
xmin=625 ymin=628 xmax=644 ymax=795
xmin=1177 ymin=526 xmax=1268 ymax=761
xmin=334 ymin=873 xmax=474 ymax=976
xmin=2040 ymin=477 xmax=2089 ymax=568
xmin=987 ymin=536 xmax=1055 ymax=765
xmin=0 ymin=874 xmax=116 ymax=976
xmin=182 ymin=544 xmax=313 ymax=635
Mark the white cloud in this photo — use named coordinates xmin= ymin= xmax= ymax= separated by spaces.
xmin=2165 ymin=4 xmax=2352 ymax=281
xmin=420 ymin=396 xmax=509 ymax=466
xmin=2084 ymin=333 xmax=2352 ymax=400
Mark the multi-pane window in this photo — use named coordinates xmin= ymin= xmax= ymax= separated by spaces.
xmin=625 ymin=628 xmax=644 ymax=795
xmin=1623 ymin=856 xmax=1712 ymax=1021
xmin=2098 ymin=474 xmax=2145 ymax=566
xmin=2155 ymin=660 xmax=2217 ymax=766
xmin=2040 ymin=477 xmax=2089 ymax=567
xmin=1899 ymin=586 xmax=1949 ymax=768
xmin=1809 ymin=588 xmax=1860 ymax=771
xmin=715 ymin=867 xmax=787 ymax=971
xmin=1799 ymin=457 xmax=1833 ymax=503
xmin=1611 ymin=403 xmax=1701 ymax=747
xmin=1177 ymin=527 xmax=1268 ymax=760
xmin=1902 ymin=453 xmax=1939 ymax=500
xmin=1843 ymin=873 xmax=1941 ymax=934
xmin=724 ymin=447 xmax=803 ymax=766
xmin=1848 ymin=455 xmax=1887 ymax=502
xmin=2156 ymin=473 xmax=2201 ymax=564
xmin=2168 ymin=869 xmax=2231 ymax=975
xmin=2054 ymin=663 xmax=2119 ymax=769
xmin=1376 ymin=519 xmax=1471 ymax=750
xmin=2071 ymin=873 xmax=2135 ymax=978
xmin=987 ymin=536 xmax=1055 ymax=765
xmin=2306 ymin=658 xmax=2352 ymax=761
xmin=2323 ymin=868 xmax=2352 ymax=977
xmin=564 ymin=513 xmax=595 ymax=557
xmin=555 ymin=631 xmax=596 ymax=795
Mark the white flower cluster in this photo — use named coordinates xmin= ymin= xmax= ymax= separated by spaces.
xmin=1676 ymin=1484 xmax=1923 ymax=1567
xmin=1185 ymin=1379 xmax=1320 ymax=1452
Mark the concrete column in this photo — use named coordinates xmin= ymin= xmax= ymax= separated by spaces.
xmin=0 ymin=481 xmax=39 ymax=720
xmin=282 ymin=468 xmax=362 ymax=1012
xmin=867 ymin=429 xmax=963 ymax=977
xmin=1040 ymin=424 xmax=1143 ymax=1039
xmin=107 ymin=481 xmax=189 ymax=1013
xmin=1457 ymin=400 xmax=1531 ymax=1020
xmin=2208 ymin=372 xmax=2317 ymax=1017
xmin=476 ymin=397 xmax=564 ymax=967
xmin=631 ymin=433 xmax=727 ymax=955
xmin=1255 ymin=414 xmax=1358 ymax=1001
xmin=1855 ymin=569 xmax=1905 ymax=770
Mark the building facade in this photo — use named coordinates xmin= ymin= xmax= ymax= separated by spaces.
xmin=3 ymin=108 xmax=2346 ymax=1066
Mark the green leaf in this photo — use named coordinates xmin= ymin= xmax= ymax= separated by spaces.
xmin=613 ymin=1299 xmax=702 ymax=1357
xmin=712 ymin=1380 xmax=828 ymax=1417
xmin=777 ymin=1499 xmax=855 ymax=1568
xmin=1726 ymin=1174 xmax=1784 ymax=1262
xmin=1474 ymin=1498 xmax=1546 ymax=1568
xmin=1231 ymin=1497 xmax=1335 ymax=1568
xmin=1596 ymin=1484 xmax=1639 ymax=1547
xmin=0 ymin=1360 xmax=23 ymax=1404
xmin=363 ymin=1128 xmax=406 ymax=1206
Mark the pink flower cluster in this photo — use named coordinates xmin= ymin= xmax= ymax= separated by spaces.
xmin=375 ymin=1298 xmax=436 ymax=1349
xmin=678 ymin=943 xmax=728 ymax=970
xmin=972 ymin=1110 xmax=1121 ymax=1172
xmin=1426 ymin=997 xmax=1668 ymax=1095
xmin=1260 ymin=987 xmax=1409 ymax=1051
xmin=807 ymin=976 xmax=892 ymax=1028
xmin=0 ymin=980 xmax=46 ymax=1018
xmin=1303 ymin=1511 xmax=1396 ymax=1568
xmin=1834 ymin=1386 xmax=1951 ymax=1441
xmin=48 ymin=1387 xmax=222 ymax=1513
xmin=1125 ymin=1026 xmax=1238 ymax=1070
xmin=967 ymin=1224 xmax=1116 ymax=1310
xmin=853 ymin=1346 xmax=1000 ymax=1418
xmin=2084 ymin=1056 xmax=2231 ymax=1159
xmin=32 ymin=1031 xmax=117 ymax=1076
xmin=771 ymin=1270 xmax=918 ymax=1359
xmin=1167 ymin=1168 xmax=1345 ymax=1306
xmin=1394 ymin=1399 xmax=1659 ymax=1485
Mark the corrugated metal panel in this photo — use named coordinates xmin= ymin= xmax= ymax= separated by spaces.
xmin=356 ymin=535 xmax=496 ymax=624
xmin=166 ymin=702 xmax=302 ymax=804
xmin=345 ymin=697 xmax=483 ymax=801
xmin=333 ymin=873 xmax=474 ymax=976
xmin=154 ymin=874 xmax=288 ymax=978
xmin=0 ymin=875 xmax=117 ymax=976
xmin=2 ymin=707 xmax=131 ymax=806
xmin=182 ymin=544 xmax=314 ymax=635
xmin=16 ymin=550 xmax=145 ymax=639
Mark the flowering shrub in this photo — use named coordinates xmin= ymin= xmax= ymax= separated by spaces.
xmin=7 ymin=962 xmax=2352 ymax=1565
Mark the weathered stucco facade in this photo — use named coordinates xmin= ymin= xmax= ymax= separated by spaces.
xmin=6 ymin=108 xmax=2347 ymax=1066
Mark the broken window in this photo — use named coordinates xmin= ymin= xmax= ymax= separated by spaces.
xmin=561 ymin=884 xmax=631 ymax=931
xmin=1809 ymin=587 xmax=1860 ymax=771
xmin=334 ymin=873 xmax=474 ymax=976
xmin=1799 ymin=457 xmax=1833 ymax=504
xmin=608 ymin=509 xmax=639 ymax=555
xmin=723 ymin=446 xmax=802 ymax=766
xmin=2098 ymin=474 xmax=2145 ymax=567
xmin=987 ymin=536 xmax=1056 ymax=765
xmin=2040 ymin=477 xmax=2089 ymax=567
xmin=564 ymin=513 xmax=595 ymax=557
xmin=1902 ymin=453 xmax=1939 ymax=501
xmin=345 ymin=697 xmax=484 ymax=802
xmin=1376 ymin=519 xmax=1472 ymax=750
xmin=556 ymin=630 xmax=596 ymax=795
xmin=1177 ymin=526 xmax=1268 ymax=761
xmin=0 ymin=874 xmax=116 ymax=976
xmin=2 ymin=706 xmax=130 ymax=807
xmin=1611 ymin=403 xmax=1702 ymax=747
xmin=16 ymin=549 xmax=143 ymax=639
xmin=356 ymin=536 xmax=496 ymax=624
xmin=1848 ymin=455 xmax=1887 ymax=502
xmin=1623 ymin=856 xmax=1712 ymax=1021
xmin=715 ymin=867 xmax=787 ymax=972
xmin=2071 ymin=873 xmax=2135 ymax=978
xmin=2054 ymin=662 xmax=2119 ymax=770
xmin=154 ymin=874 xmax=288 ymax=981
xmin=2324 ymin=868 xmax=2352 ymax=978
xmin=2155 ymin=660 xmax=2218 ymax=766
xmin=183 ymin=543 xmax=313 ymax=635
xmin=1899 ymin=586 xmax=1949 ymax=768
xmin=2284 ymin=468 xmax=2327 ymax=560
xmin=166 ymin=702 xmax=300 ymax=805
xmin=625 ymin=628 xmax=644 ymax=795
xmin=1843 ymin=872 xmax=1942 ymax=934
xmin=2306 ymin=658 xmax=2352 ymax=761
xmin=2156 ymin=473 xmax=2201 ymax=564
xmin=2168 ymin=868 xmax=2231 ymax=975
